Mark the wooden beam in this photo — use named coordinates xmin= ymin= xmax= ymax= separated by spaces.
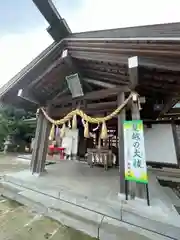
xmin=142 ymin=81 xmax=180 ymax=93
xmin=71 ymin=50 xmax=180 ymax=72
xmin=67 ymin=40 xmax=180 ymax=50
xmin=79 ymin=87 xmax=130 ymax=100
xmin=81 ymin=69 xmax=128 ymax=84
xmin=83 ymin=76 xmax=127 ymax=88
xmin=164 ymin=113 xmax=180 ymax=116
xmin=83 ymin=75 xmax=128 ymax=86
xmin=52 ymin=101 xmax=117 ymax=117
xmin=17 ymin=89 xmax=40 ymax=105
xmin=53 ymin=110 xmax=114 ymax=119
xmin=142 ymin=70 xmax=180 ymax=83
xmin=27 ymin=49 xmax=84 ymax=105
xmin=159 ymin=97 xmax=178 ymax=116
xmin=167 ymin=107 xmax=180 ymax=114
xmin=49 ymin=87 xmax=69 ymax=104
xmin=83 ymin=77 xmax=118 ymax=88
xmin=27 ymin=56 xmax=64 ymax=90
xmin=53 ymin=86 xmax=130 ymax=105
xmin=139 ymin=85 xmax=171 ymax=95
xmin=63 ymin=50 xmax=93 ymax=92
xmin=70 ymin=51 xmax=128 ymax=65
xmin=32 ymin=0 xmax=62 ymax=25
xmin=63 ymin=50 xmax=83 ymax=81
xmin=78 ymin=61 xmax=126 ymax=73
xmin=63 ymin=51 xmax=76 ymax=72
xmin=68 ymin=45 xmax=180 ymax=57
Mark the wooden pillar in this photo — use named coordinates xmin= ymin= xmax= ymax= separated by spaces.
xmin=31 ymin=111 xmax=43 ymax=172
xmin=128 ymin=55 xmax=146 ymax=199
xmin=118 ymin=92 xmax=126 ymax=194
xmin=36 ymin=109 xmax=51 ymax=173
xmin=31 ymin=106 xmax=51 ymax=175
xmin=131 ymin=100 xmax=146 ymax=199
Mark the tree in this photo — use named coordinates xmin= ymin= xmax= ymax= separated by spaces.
xmin=0 ymin=105 xmax=36 ymax=151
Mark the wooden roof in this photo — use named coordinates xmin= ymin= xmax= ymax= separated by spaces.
xmin=1 ymin=23 xmax=180 ymax=120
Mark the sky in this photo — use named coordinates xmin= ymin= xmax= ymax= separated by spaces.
xmin=0 ymin=0 xmax=180 ymax=87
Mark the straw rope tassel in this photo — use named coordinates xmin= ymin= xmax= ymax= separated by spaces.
xmin=72 ymin=114 xmax=77 ymax=129
xmin=100 ymin=121 xmax=108 ymax=139
xmin=49 ymin=124 xmax=55 ymax=140
xmin=60 ymin=123 xmax=66 ymax=138
xmin=40 ymin=92 xmax=134 ymax=125
xmin=68 ymin=119 xmax=71 ymax=128
xmin=55 ymin=125 xmax=60 ymax=137
xmin=84 ymin=121 xmax=90 ymax=138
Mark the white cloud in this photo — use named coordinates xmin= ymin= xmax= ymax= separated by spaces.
xmin=0 ymin=29 xmax=53 ymax=87
xmin=60 ymin=0 xmax=180 ymax=32
xmin=1 ymin=0 xmax=180 ymax=87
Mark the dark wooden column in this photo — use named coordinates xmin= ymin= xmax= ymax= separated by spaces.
xmin=118 ymin=92 xmax=126 ymax=194
xmin=31 ymin=110 xmax=43 ymax=172
xmin=171 ymin=122 xmax=180 ymax=167
xmin=36 ymin=107 xmax=51 ymax=173
xmin=31 ymin=106 xmax=51 ymax=175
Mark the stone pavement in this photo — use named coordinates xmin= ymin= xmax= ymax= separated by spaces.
xmin=0 ymin=196 xmax=95 ymax=239
xmin=0 ymin=191 xmax=174 ymax=240
xmin=0 ymin=154 xmax=29 ymax=175
xmin=0 ymin=155 xmax=179 ymax=239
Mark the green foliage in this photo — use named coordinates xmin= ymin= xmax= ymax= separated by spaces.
xmin=0 ymin=105 xmax=36 ymax=151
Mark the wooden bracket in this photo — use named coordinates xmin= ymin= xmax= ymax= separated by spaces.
xmin=128 ymin=56 xmax=139 ymax=90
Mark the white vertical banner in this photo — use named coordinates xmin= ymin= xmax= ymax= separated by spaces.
xmin=123 ymin=120 xmax=148 ymax=183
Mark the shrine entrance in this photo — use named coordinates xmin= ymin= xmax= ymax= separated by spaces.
xmin=1 ymin=23 xmax=180 ymax=205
